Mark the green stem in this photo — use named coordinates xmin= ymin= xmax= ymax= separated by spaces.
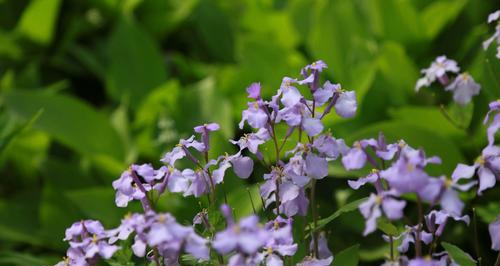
xmin=310 ymin=179 xmax=319 ymax=257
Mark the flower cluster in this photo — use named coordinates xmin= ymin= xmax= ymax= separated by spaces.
xmin=484 ymin=10 xmax=500 ymax=58
xmin=56 ymin=56 xmax=499 ymax=266
xmin=415 ymin=56 xmax=480 ymax=105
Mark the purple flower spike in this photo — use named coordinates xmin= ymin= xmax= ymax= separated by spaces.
xmin=444 ymin=73 xmax=480 ymax=105
xmin=60 ymin=220 xmax=119 ymax=265
xmin=490 ymin=217 xmax=500 ymax=251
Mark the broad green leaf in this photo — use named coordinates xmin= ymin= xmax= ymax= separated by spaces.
xmin=333 ymin=244 xmax=360 ymax=266
xmin=226 ymin=184 xmax=262 ymax=219
xmin=0 ymin=109 xmax=42 ymax=154
xmin=420 ymin=0 xmax=468 ymax=40
xmin=361 ymin=0 xmax=422 ymax=43
xmin=3 ymin=90 xmax=125 ymax=160
xmin=377 ymin=218 xmax=399 ymax=236
xmin=476 ymin=202 xmax=500 ymax=224
xmin=192 ymin=0 xmax=234 ymax=62
xmin=0 ymin=251 xmax=52 ymax=266
xmin=376 ymin=41 xmax=419 ymax=104
xmin=307 ymin=197 xmax=367 ymax=235
xmin=388 ymin=106 xmax=465 ymax=138
xmin=441 ymin=242 xmax=476 ymax=266
xmin=16 ymin=0 xmax=61 ymax=44
xmin=307 ymin=0 xmax=374 ymax=86
xmin=65 ymin=187 xmax=129 ymax=226
xmin=106 ymin=18 xmax=167 ymax=108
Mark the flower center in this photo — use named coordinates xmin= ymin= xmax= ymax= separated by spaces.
xmin=266 ymin=246 xmax=273 ymax=255
xmin=475 ymin=156 xmax=485 ymax=165
xmin=92 ymin=234 xmax=98 ymax=243
xmin=274 ymin=220 xmax=279 ymax=230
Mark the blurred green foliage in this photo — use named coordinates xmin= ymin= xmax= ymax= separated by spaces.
xmin=0 ymin=0 xmax=499 ymax=265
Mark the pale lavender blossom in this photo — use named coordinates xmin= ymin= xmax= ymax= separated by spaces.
xmin=297 ymin=233 xmax=333 ymax=266
xmin=484 ymin=100 xmax=500 ymax=146
xmin=112 ymin=166 xmax=152 ymax=208
xmin=386 ymin=225 xmax=433 ymax=253
xmin=419 ymin=176 xmax=476 ymax=216
xmin=247 ymin=82 xmax=262 ymax=99
xmin=451 ymin=145 xmax=500 ymax=195
xmin=490 ymin=217 xmax=500 ymax=251
xmin=425 ymin=210 xmax=469 ymax=237
xmin=312 ymin=134 xmax=348 ymax=160
xmin=258 ymin=217 xmax=298 ymax=266
xmin=239 ymin=101 xmax=269 ymax=129
xmin=416 ymin=56 xmax=460 ymax=91
xmin=444 ymin=73 xmax=480 ymax=105
xmin=341 ymin=139 xmax=378 ymax=170
xmin=193 ymin=122 xmax=220 ymax=152
xmin=334 ymin=90 xmax=357 ymax=118
xmin=483 ymin=10 xmax=500 ymax=58
xmin=212 ymin=204 xmax=269 ymax=256
xmin=359 ymin=191 xmax=406 ymax=235
xmin=61 ymin=220 xmax=119 ymax=265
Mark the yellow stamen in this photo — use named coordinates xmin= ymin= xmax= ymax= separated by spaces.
xmin=92 ymin=234 xmax=98 ymax=243
xmin=266 ymin=246 xmax=273 ymax=255
xmin=274 ymin=220 xmax=279 ymax=230
xmin=475 ymin=156 xmax=485 ymax=165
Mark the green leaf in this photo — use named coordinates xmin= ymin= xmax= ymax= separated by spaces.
xmin=333 ymin=244 xmax=360 ymax=266
xmin=106 ymin=18 xmax=167 ymax=108
xmin=420 ymin=0 xmax=468 ymax=40
xmin=16 ymin=0 xmax=62 ymax=44
xmin=0 ymin=109 xmax=43 ymax=154
xmin=0 ymin=251 xmax=52 ymax=266
xmin=65 ymin=187 xmax=129 ymax=226
xmin=307 ymin=0 xmax=374 ymax=87
xmin=307 ymin=197 xmax=367 ymax=235
xmin=388 ymin=106 xmax=465 ymax=138
xmin=226 ymin=184 xmax=262 ymax=219
xmin=3 ymin=90 xmax=125 ymax=160
xmin=377 ymin=218 xmax=399 ymax=236
xmin=192 ymin=0 xmax=234 ymax=61
xmin=475 ymin=202 xmax=500 ymax=224
xmin=441 ymin=242 xmax=476 ymax=266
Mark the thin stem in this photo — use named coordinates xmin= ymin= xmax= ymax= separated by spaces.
xmin=439 ymin=104 xmax=466 ymax=130
xmin=247 ymin=188 xmax=256 ymax=214
xmin=270 ymin=123 xmax=282 ymax=217
xmin=495 ymin=252 xmax=500 ymax=266
xmin=389 ymin=235 xmax=394 ymax=261
xmin=152 ymin=248 xmax=161 ymax=266
xmin=415 ymin=195 xmax=424 ymax=257
xmin=473 ymin=208 xmax=482 ymax=266
xmin=310 ymin=179 xmax=319 ymax=258
xmin=130 ymin=170 xmax=153 ymax=213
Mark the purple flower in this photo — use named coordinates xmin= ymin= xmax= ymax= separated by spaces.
xmin=107 ymin=213 xmax=145 ymax=244
xmin=425 ymin=210 xmax=469 ymax=237
xmin=213 ymin=152 xmax=254 ymax=181
xmin=302 ymin=117 xmax=324 ymax=137
xmin=160 ymin=135 xmax=205 ymax=166
xmin=259 ymin=217 xmax=298 ymax=265
xmin=246 ymin=82 xmax=261 ymax=99
xmin=490 ymin=217 xmax=500 ymax=251
xmin=305 ymin=152 xmax=328 ymax=179
xmin=387 ymin=225 xmax=433 ymax=253
xmin=407 ymin=257 xmax=445 ymax=266
xmin=484 ymin=100 xmax=500 ymax=146
xmin=451 ymin=145 xmax=500 ymax=195
xmin=312 ymin=134 xmax=348 ymax=160
xmin=334 ymin=90 xmax=357 ymax=118
xmin=348 ymin=169 xmax=380 ymax=190
xmin=416 ymin=56 xmax=460 ymax=91
xmin=483 ymin=10 xmax=500 ymax=58
xmin=444 ymin=73 xmax=480 ymax=105
xmin=380 ymin=148 xmax=440 ymax=195
xmin=280 ymin=77 xmax=303 ymax=108
xmin=62 ymin=220 xmax=119 ymax=265
xmin=297 ymin=233 xmax=333 ymax=266
xmin=341 ymin=139 xmax=378 ymax=170
xmin=359 ymin=191 xmax=406 ymax=235
xmin=230 ymin=128 xmax=270 ymax=155
xmin=212 ymin=204 xmax=269 ymax=255
xmin=112 ymin=167 xmax=151 ymax=208
xmin=239 ymin=101 xmax=269 ymax=129
xmin=193 ymin=122 xmax=220 ymax=152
